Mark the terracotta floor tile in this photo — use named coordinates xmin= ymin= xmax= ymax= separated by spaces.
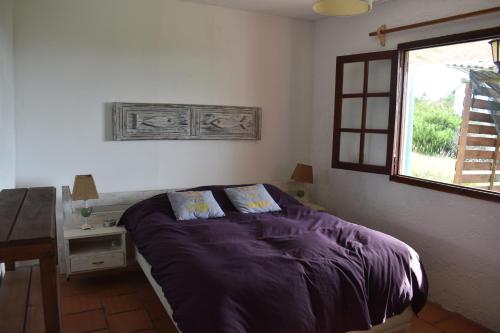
xmin=135 ymin=284 xmax=159 ymax=301
xmin=411 ymin=317 xmax=444 ymax=333
xmin=61 ymin=275 xmax=136 ymax=297
xmin=107 ymin=309 xmax=153 ymax=333
xmin=59 ymin=278 xmax=102 ymax=297
xmin=126 ymin=272 xmax=151 ymax=286
xmin=143 ymin=297 xmax=169 ymax=320
xmin=62 ymin=293 xmax=102 ymax=314
xmin=62 ymin=309 xmax=107 ymax=333
xmin=102 ymin=293 xmax=141 ymax=314
xmin=154 ymin=318 xmax=178 ymax=333
xmin=434 ymin=315 xmax=493 ymax=333
xmin=417 ymin=302 xmax=452 ymax=324
xmin=98 ymin=283 xmax=137 ymax=297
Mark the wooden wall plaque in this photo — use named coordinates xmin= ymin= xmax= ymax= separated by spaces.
xmin=112 ymin=103 xmax=261 ymax=141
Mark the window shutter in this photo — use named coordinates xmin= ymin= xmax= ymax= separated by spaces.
xmin=332 ymin=50 xmax=398 ymax=174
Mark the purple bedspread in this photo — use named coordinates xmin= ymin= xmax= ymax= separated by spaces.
xmin=120 ymin=184 xmax=427 ymax=333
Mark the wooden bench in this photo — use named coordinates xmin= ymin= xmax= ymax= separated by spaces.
xmin=0 ymin=187 xmax=60 ymax=333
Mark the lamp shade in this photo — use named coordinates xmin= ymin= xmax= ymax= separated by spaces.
xmin=490 ymin=39 xmax=500 ymax=72
xmin=291 ymin=164 xmax=314 ymax=184
xmin=72 ymin=175 xmax=99 ymax=201
xmin=313 ymin=0 xmax=372 ymax=16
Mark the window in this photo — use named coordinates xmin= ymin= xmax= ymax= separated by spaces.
xmin=393 ymin=27 xmax=500 ymax=202
xmin=332 ymin=51 xmax=398 ymax=174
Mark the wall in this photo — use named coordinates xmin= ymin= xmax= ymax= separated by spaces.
xmin=312 ymin=0 xmax=500 ymax=330
xmin=13 ymin=0 xmax=312 ymax=193
xmin=0 ymin=0 xmax=15 ymax=189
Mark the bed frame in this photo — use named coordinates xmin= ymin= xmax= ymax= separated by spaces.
xmin=62 ymin=183 xmax=412 ymax=333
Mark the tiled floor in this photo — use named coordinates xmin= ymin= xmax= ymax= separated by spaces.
xmin=57 ymin=272 xmax=499 ymax=333
xmin=58 ymin=270 xmax=177 ymax=333
xmin=1 ymin=265 xmax=495 ymax=333
xmin=413 ymin=302 xmax=495 ymax=333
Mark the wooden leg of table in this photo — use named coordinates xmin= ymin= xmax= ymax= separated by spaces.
xmin=40 ymin=255 xmax=61 ymax=333
xmin=5 ymin=260 xmax=15 ymax=271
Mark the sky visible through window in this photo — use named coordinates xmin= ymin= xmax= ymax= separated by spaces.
xmin=411 ymin=40 xmax=493 ymax=103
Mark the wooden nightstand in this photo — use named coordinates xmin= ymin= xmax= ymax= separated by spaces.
xmin=271 ymin=181 xmax=325 ymax=212
xmin=63 ymin=222 xmax=127 ymax=278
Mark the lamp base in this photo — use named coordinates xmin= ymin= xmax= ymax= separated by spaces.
xmin=80 ymin=222 xmax=93 ymax=230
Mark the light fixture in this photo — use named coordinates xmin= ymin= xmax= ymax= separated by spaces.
xmin=313 ymin=0 xmax=373 ymax=16
xmin=72 ymin=175 xmax=99 ymax=230
xmin=489 ymin=39 xmax=500 ymax=73
xmin=291 ymin=163 xmax=314 ymax=198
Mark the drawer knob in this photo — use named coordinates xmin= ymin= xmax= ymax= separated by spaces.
xmin=92 ymin=261 xmax=105 ymax=265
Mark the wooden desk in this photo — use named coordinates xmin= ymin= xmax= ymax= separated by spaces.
xmin=0 ymin=187 xmax=60 ymax=333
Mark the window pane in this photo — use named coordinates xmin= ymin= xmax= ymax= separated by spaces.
xmin=368 ymin=59 xmax=391 ymax=93
xmin=343 ymin=62 xmax=364 ymax=94
xmin=339 ymin=132 xmax=360 ymax=163
xmin=400 ymin=39 xmax=500 ymax=194
xmin=366 ymin=97 xmax=389 ymax=129
xmin=341 ymin=98 xmax=363 ymax=128
xmin=364 ymin=134 xmax=387 ymax=166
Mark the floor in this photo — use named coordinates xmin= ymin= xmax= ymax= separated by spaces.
xmin=0 ymin=265 xmax=495 ymax=333
xmin=412 ymin=303 xmax=495 ymax=333
xmin=0 ymin=265 xmax=177 ymax=333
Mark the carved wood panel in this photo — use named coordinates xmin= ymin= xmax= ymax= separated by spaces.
xmin=113 ymin=103 xmax=261 ymax=141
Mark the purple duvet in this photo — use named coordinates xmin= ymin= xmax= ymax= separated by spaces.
xmin=120 ymin=184 xmax=427 ymax=333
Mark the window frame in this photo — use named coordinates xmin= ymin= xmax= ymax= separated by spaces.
xmin=391 ymin=26 xmax=500 ymax=203
xmin=331 ymin=50 xmax=398 ymax=175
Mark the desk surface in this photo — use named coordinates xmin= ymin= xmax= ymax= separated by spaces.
xmin=0 ymin=187 xmax=56 ymax=246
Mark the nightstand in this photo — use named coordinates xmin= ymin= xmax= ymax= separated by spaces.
xmin=296 ymin=198 xmax=327 ymax=212
xmin=63 ymin=222 xmax=127 ymax=278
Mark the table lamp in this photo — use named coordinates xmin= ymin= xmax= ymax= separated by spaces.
xmin=291 ymin=164 xmax=314 ymax=198
xmin=72 ymin=175 xmax=99 ymax=230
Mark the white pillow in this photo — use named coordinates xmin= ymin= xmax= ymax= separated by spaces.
xmin=168 ymin=191 xmax=225 ymax=220
xmin=224 ymin=184 xmax=281 ymax=214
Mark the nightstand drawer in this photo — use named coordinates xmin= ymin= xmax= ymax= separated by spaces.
xmin=70 ymin=252 xmax=125 ymax=273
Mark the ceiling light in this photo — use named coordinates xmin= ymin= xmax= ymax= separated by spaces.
xmin=313 ymin=0 xmax=373 ymax=16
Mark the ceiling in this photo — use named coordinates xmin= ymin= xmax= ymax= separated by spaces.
xmin=181 ymin=0 xmax=389 ymax=21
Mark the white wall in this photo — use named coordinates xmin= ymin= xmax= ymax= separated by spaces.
xmin=13 ymin=0 xmax=312 ymax=192
xmin=312 ymin=0 xmax=500 ymax=330
xmin=0 ymin=0 xmax=15 ymax=189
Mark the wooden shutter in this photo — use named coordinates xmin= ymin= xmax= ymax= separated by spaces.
xmin=332 ymin=51 xmax=398 ymax=174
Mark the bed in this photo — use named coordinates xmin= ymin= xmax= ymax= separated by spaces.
xmin=120 ymin=184 xmax=428 ymax=333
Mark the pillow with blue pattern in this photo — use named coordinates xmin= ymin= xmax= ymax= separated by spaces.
xmin=168 ymin=190 xmax=225 ymax=221
xmin=224 ymin=184 xmax=281 ymax=214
